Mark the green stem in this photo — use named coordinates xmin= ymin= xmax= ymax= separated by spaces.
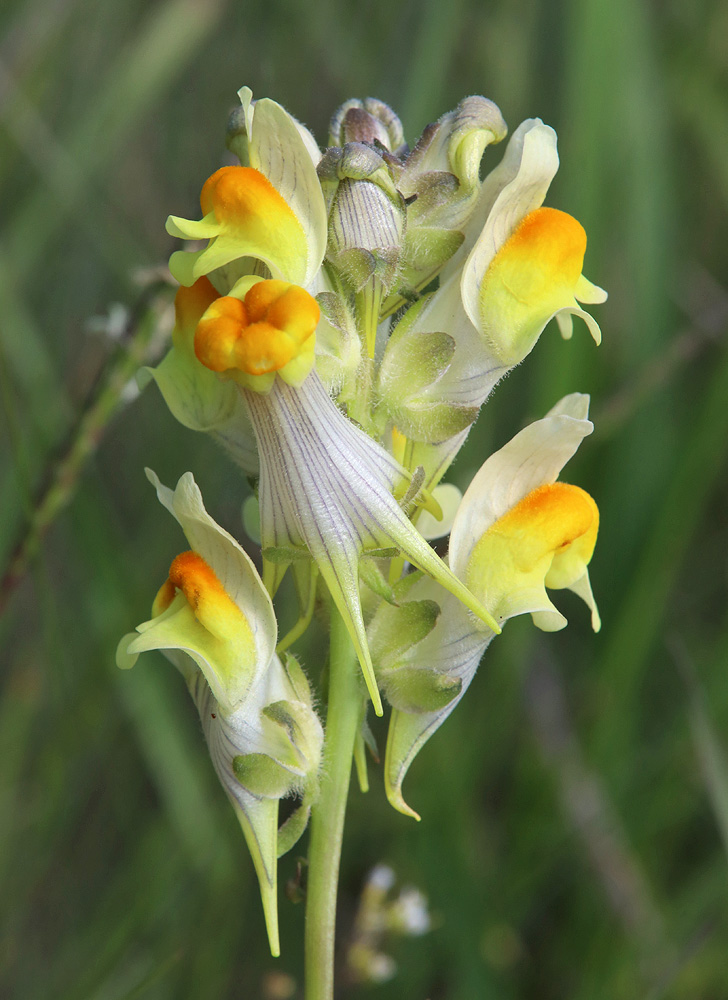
xmin=305 ymin=603 xmax=362 ymax=1000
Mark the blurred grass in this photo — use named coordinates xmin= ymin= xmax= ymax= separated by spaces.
xmin=2 ymin=0 xmax=728 ymax=998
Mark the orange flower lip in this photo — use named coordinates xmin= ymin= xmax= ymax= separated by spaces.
xmin=200 ymin=166 xmax=305 ymax=248
xmin=194 ymin=279 xmax=320 ymax=377
xmin=153 ymin=550 xmax=249 ymax=645
xmin=173 ymin=276 xmax=219 ymax=335
xmin=491 ymin=482 xmax=598 ymax=573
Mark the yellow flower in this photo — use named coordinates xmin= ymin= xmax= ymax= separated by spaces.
xmin=117 ymin=471 xmax=323 ymax=957
xmin=167 ymin=166 xmax=310 ymax=288
xmin=194 ymin=278 xmax=320 ymax=391
xmin=378 ymin=121 xmax=606 ymax=444
xmin=450 ymin=392 xmax=601 ymax=631
xmin=167 ymin=90 xmax=327 ymax=292
xmin=373 ymin=394 xmax=600 ymax=820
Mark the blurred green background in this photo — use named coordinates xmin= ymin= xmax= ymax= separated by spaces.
xmin=2 ymin=0 xmax=727 ymax=997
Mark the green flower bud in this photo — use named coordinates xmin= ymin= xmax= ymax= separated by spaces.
xmin=384 ymin=96 xmax=508 ymax=313
xmin=318 ymin=143 xmax=406 ymax=354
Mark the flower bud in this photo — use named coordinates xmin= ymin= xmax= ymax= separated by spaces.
xmin=384 ymin=97 xmax=507 ymax=308
xmin=318 ymin=143 xmax=406 ymax=354
xmin=318 ymin=143 xmax=405 ymax=290
xmin=329 ymin=97 xmax=406 ymax=155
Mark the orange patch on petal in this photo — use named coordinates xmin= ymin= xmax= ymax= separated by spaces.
xmin=167 ymin=550 xmax=248 ymax=644
xmin=499 ymin=208 xmax=587 ymax=296
xmin=491 ymin=482 xmax=598 ymax=577
xmin=194 ymin=280 xmax=320 ymax=378
xmin=478 ymin=207 xmax=591 ymax=364
xmin=200 ymin=166 xmax=305 ymax=248
xmin=174 ymin=276 xmax=219 ymax=333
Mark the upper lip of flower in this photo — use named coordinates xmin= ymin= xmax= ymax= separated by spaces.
xmin=166 ymin=91 xmax=328 ymax=293
xmin=118 ymin=468 xmax=277 ymax=712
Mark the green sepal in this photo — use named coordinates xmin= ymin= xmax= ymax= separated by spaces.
xmin=315 ymin=291 xmax=361 ymax=399
xmin=233 ymin=753 xmax=297 ymax=798
xmin=277 ymin=801 xmax=312 ymax=857
xmin=358 ymin=558 xmax=396 ymax=604
xmin=369 ymin=599 xmax=440 ymax=671
xmin=401 ymin=226 xmax=464 ymax=280
xmin=280 ymin=651 xmax=313 ymax=703
xmin=353 ymin=697 xmax=374 ymax=794
xmin=332 ymin=246 xmax=400 ymax=293
xmin=353 ymin=729 xmax=369 ymax=794
xmin=361 ymin=547 xmax=399 ymax=560
xmin=378 ymin=318 xmax=479 ymax=441
xmin=379 ymin=667 xmax=462 ymax=713
xmin=142 ymin=348 xmax=234 ymax=431
xmin=262 ymin=700 xmax=322 ymax=776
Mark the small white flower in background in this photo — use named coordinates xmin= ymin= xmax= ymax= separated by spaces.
xmin=348 ymin=866 xmax=433 ymax=984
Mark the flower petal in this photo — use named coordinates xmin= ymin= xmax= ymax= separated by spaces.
xmin=236 ymin=89 xmax=327 ymax=286
xmin=369 ymin=583 xmax=494 ymax=818
xmin=415 ymin=483 xmax=463 ymax=540
xmin=188 ymin=655 xmax=322 ymax=957
xmin=168 ymin=166 xmax=310 ymax=288
xmin=449 ymin=393 xmax=593 ymax=579
xmin=145 ymin=469 xmax=277 ymax=698
xmin=143 ymin=280 xmax=259 ymax=474
xmin=459 ymin=119 xmax=559 ymax=316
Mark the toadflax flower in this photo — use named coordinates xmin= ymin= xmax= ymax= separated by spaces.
xmin=117 ymin=470 xmax=323 ymax=956
xmin=370 ymin=394 xmax=600 ymax=817
xmin=168 ymin=87 xmax=327 ymax=293
xmin=377 ymin=119 xmax=606 ymax=448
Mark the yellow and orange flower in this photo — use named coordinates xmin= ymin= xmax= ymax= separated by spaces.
xmin=449 ymin=392 xmax=601 ymax=631
xmin=116 ymin=470 xmax=323 ymax=957
xmin=194 ymin=278 xmax=320 ymax=391
xmin=166 ymin=90 xmax=327 ymax=292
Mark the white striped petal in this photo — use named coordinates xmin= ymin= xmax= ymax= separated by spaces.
xmin=241 ymin=371 xmax=500 ymax=716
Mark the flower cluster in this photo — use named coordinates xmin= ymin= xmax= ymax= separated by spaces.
xmin=120 ymin=87 xmax=604 ymax=950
